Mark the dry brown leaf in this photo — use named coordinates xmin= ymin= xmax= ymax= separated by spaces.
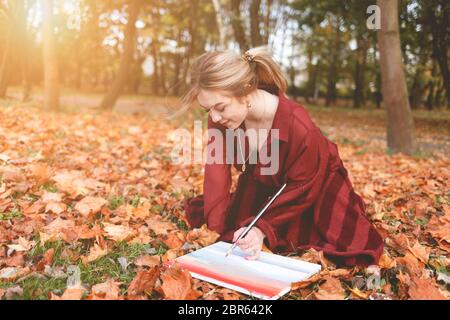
xmin=89 ymin=278 xmax=122 ymax=300
xmin=0 ymin=252 xmax=25 ymax=268
xmin=43 ymin=218 xmax=75 ymax=238
xmin=103 ymin=223 xmax=134 ymax=242
xmin=45 ymin=201 xmax=67 ymax=214
xmin=7 ymin=237 xmax=35 ymax=252
xmin=378 ymin=252 xmax=397 ymax=269
xmin=291 ymin=272 xmax=323 ymax=290
xmin=163 ymin=232 xmax=186 ymax=249
xmin=127 ymin=267 xmax=160 ymax=296
xmin=134 ymin=255 xmax=161 ymax=268
xmin=186 ymin=224 xmax=220 ymax=247
xmin=408 ymin=274 xmax=447 ymax=300
xmin=314 ymin=276 xmax=346 ymax=300
xmin=348 ymin=286 xmax=370 ymax=299
xmin=160 ymin=264 xmax=202 ymax=300
xmin=408 ymin=241 xmax=430 ymax=264
xmin=0 ymin=266 xmax=31 ymax=282
xmin=396 ymin=251 xmax=423 ymax=275
xmin=427 ymin=214 xmax=450 ymax=245
xmin=36 ymin=248 xmax=55 ymax=271
xmin=41 ymin=191 xmax=64 ymax=203
xmin=23 ymin=201 xmax=45 ymax=215
xmin=81 ymin=243 xmax=108 ymax=264
xmin=126 ymin=202 xmax=151 ymax=221
xmin=50 ymin=285 xmax=85 ymax=300
xmin=74 ymin=196 xmax=107 ymax=217
xmin=146 ymin=215 xmax=176 ymax=236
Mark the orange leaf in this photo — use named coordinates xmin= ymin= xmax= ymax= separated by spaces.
xmin=408 ymin=274 xmax=447 ymax=300
xmin=89 ymin=278 xmax=122 ymax=300
xmin=74 ymin=196 xmax=107 ymax=217
xmin=186 ymin=224 xmax=220 ymax=247
xmin=160 ymin=264 xmax=202 ymax=300
xmin=81 ymin=243 xmax=108 ymax=264
xmin=36 ymin=248 xmax=55 ymax=271
xmin=314 ymin=276 xmax=346 ymax=300
xmin=127 ymin=267 xmax=160 ymax=296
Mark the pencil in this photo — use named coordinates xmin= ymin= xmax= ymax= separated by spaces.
xmin=225 ymin=183 xmax=287 ymax=258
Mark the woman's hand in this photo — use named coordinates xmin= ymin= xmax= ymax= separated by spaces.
xmin=232 ymin=226 xmax=266 ymax=260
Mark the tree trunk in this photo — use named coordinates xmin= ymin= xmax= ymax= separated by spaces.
xmin=0 ymin=29 xmax=11 ymax=98
xmin=377 ymin=0 xmax=416 ymax=154
xmin=250 ymin=0 xmax=264 ymax=47
xmin=100 ymin=0 xmax=142 ymax=110
xmin=229 ymin=0 xmax=249 ymax=51
xmin=151 ymin=41 xmax=160 ymax=96
xmin=16 ymin=0 xmax=32 ymax=101
xmin=211 ymin=0 xmax=227 ymax=49
xmin=424 ymin=0 xmax=449 ymax=108
xmin=325 ymin=19 xmax=340 ymax=107
xmin=353 ymin=36 xmax=368 ymax=108
xmin=42 ymin=0 xmax=60 ymax=111
xmin=181 ymin=0 xmax=199 ymax=92
xmin=262 ymin=0 xmax=272 ymax=44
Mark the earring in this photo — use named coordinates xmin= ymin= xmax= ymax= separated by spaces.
xmin=246 ymin=101 xmax=252 ymax=109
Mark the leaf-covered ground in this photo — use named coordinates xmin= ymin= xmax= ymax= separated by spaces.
xmin=0 ymin=101 xmax=449 ymax=300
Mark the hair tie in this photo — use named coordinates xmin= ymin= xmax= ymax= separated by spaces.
xmin=243 ymin=51 xmax=255 ymax=63
xmin=243 ymin=52 xmax=257 ymax=73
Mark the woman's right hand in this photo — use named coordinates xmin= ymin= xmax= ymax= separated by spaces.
xmin=232 ymin=226 xmax=266 ymax=260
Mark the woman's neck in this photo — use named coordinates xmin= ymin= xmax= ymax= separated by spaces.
xmin=245 ymin=89 xmax=279 ymax=128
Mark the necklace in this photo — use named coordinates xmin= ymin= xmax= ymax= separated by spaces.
xmin=237 ymin=103 xmax=267 ymax=172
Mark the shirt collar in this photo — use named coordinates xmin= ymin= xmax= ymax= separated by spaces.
xmin=270 ymin=90 xmax=291 ymax=142
xmin=238 ymin=89 xmax=291 ymax=143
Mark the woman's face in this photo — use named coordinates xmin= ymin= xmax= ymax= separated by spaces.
xmin=197 ymin=89 xmax=248 ymax=130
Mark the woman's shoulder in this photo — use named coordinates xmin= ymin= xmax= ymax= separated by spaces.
xmin=283 ymin=96 xmax=321 ymax=140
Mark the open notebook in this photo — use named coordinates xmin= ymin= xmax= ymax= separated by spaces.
xmin=175 ymin=241 xmax=321 ymax=300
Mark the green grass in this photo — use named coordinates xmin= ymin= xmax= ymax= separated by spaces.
xmin=0 ymin=208 xmax=23 ymax=221
xmin=40 ymin=182 xmax=58 ymax=193
xmin=0 ymin=241 xmax=163 ymax=300
xmin=78 ymin=242 xmax=158 ymax=294
xmin=108 ymin=195 xmax=126 ymax=210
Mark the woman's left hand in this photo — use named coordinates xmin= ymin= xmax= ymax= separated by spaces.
xmin=232 ymin=226 xmax=266 ymax=260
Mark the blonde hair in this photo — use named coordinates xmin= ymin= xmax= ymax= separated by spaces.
xmin=167 ymin=46 xmax=288 ymax=120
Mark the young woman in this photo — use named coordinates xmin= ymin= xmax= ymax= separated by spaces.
xmin=180 ymin=47 xmax=383 ymax=267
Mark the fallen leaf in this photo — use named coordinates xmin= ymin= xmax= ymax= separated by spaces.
xmin=74 ymin=196 xmax=107 ymax=217
xmin=348 ymin=286 xmax=370 ymax=299
xmin=36 ymin=248 xmax=55 ymax=271
xmin=314 ymin=276 xmax=346 ymax=300
xmin=146 ymin=215 xmax=176 ymax=236
xmin=7 ymin=237 xmax=35 ymax=252
xmin=126 ymin=202 xmax=151 ymax=221
xmin=186 ymin=224 xmax=220 ymax=247
xmin=0 ymin=252 xmax=25 ymax=268
xmin=41 ymin=191 xmax=64 ymax=203
xmin=50 ymin=285 xmax=85 ymax=300
xmin=408 ymin=274 xmax=447 ymax=300
xmin=291 ymin=272 xmax=323 ymax=290
xmin=408 ymin=241 xmax=430 ymax=264
xmin=134 ymin=255 xmax=161 ymax=268
xmin=378 ymin=252 xmax=397 ymax=269
xmin=160 ymin=264 xmax=202 ymax=300
xmin=81 ymin=243 xmax=108 ymax=264
xmin=45 ymin=201 xmax=67 ymax=214
xmin=127 ymin=267 xmax=160 ymax=296
xmin=0 ymin=266 xmax=31 ymax=282
xmin=103 ymin=223 xmax=134 ymax=242
xmin=163 ymin=232 xmax=186 ymax=249
xmin=89 ymin=278 xmax=122 ymax=300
